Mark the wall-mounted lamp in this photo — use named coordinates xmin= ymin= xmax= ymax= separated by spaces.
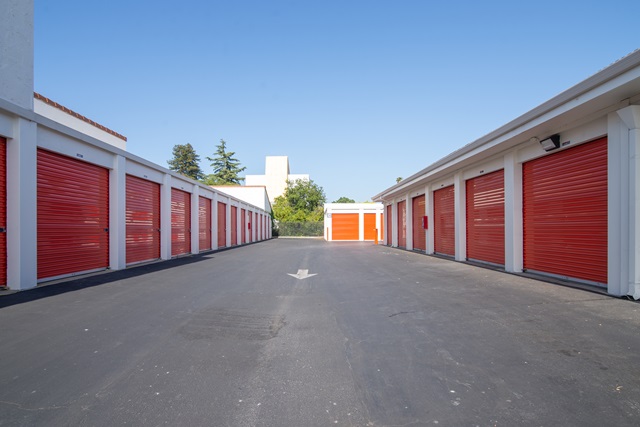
xmin=539 ymin=134 xmax=561 ymax=152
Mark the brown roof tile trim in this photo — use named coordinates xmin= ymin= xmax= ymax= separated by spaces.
xmin=34 ymin=92 xmax=127 ymax=141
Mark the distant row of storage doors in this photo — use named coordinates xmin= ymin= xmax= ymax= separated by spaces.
xmin=387 ymin=137 xmax=608 ymax=286
xmin=0 ymin=146 xmax=270 ymax=286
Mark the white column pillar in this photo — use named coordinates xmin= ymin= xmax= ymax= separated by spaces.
xmin=392 ymin=202 xmax=398 ymax=247
xmin=426 ymin=186 xmax=434 ymax=254
xmin=615 ymin=106 xmax=640 ymax=299
xmin=504 ymin=150 xmax=523 ymax=273
xmin=211 ymin=192 xmax=218 ymax=250
xmin=226 ymin=203 xmax=232 ymax=246
xmin=6 ymin=117 xmax=37 ymax=290
xmin=454 ymin=172 xmax=466 ymax=261
xmin=191 ymin=185 xmax=200 ymax=254
xmin=160 ymin=174 xmax=172 ymax=260
xmin=109 ymin=155 xmax=126 ymax=270
xmin=406 ymin=194 xmax=413 ymax=250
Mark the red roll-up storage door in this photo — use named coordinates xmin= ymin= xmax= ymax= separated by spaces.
xmin=231 ymin=206 xmax=238 ymax=246
xmin=466 ymin=170 xmax=504 ymax=265
xmin=199 ymin=196 xmax=212 ymax=251
xmin=363 ymin=213 xmax=376 ymax=241
xmin=412 ymin=195 xmax=426 ymax=251
xmin=380 ymin=212 xmax=384 ymax=243
xmin=523 ymin=138 xmax=607 ymax=284
xmin=332 ymin=213 xmax=359 ymax=240
xmin=253 ymin=212 xmax=257 ymax=242
xmin=37 ymin=149 xmax=109 ymax=279
xmin=397 ymin=200 xmax=407 ymax=248
xmin=0 ymin=138 xmax=6 ymax=286
xmin=126 ymin=175 xmax=160 ymax=265
xmin=171 ymin=188 xmax=191 ymax=256
xmin=217 ymin=201 xmax=226 ymax=248
xmin=241 ymin=208 xmax=246 ymax=244
xmin=386 ymin=205 xmax=392 ymax=246
xmin=434 ymin=186 xmax=455 ymax=256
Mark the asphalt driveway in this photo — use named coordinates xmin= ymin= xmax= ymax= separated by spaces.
xmin=0 ymin=239 xmax=639 ymax=426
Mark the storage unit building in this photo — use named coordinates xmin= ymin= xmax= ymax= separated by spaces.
xmin=324 ymin=203 xmax=384 ymax=242
xmin=373 ymin=50 xmax=640 ymax=299
xmin=0 ymin=69 xmax=271 ymax=291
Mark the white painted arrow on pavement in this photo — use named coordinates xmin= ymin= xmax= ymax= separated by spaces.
xmin=287 ymin=269 xmax=318 ymax=280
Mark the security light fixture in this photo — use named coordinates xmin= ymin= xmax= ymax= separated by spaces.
xmin=540 ymin=134 xmax=561 ymax=151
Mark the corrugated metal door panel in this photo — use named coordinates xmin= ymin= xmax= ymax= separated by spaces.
xmin=523 ymin=138 xmax=608 ymax=284
xmin=397 ymin=200 xmax=407 ymax=248
xmin=199 ymin=196 xmax=212 ymax=251
xmin=0 ymin=138 xmax=6 ymax=286
xmin=37 ymin=149 xmax=109 ymax=279
xmin=241 ymin=208 xmax=246 ymax=244
xmin=466 ymin=170 xmax=505 ymax=265
xmin=171 ymin=188 xmax=191 ymax=256
xmin=332 ymin=214 xmax=359 ymax=240
xmin=412 ymin=195 xmax=426 ymax=251
xmin=126 ymin=175 xmax=160 ymax=265
xmin=434 ymin=186 xmax=455 ymax=256
xmin=363 ymin=213 xmax=376 ymax=241
xmin=231 ymin=206 xmax=238 ymax=246
xmin=386 ymin=205 xmax=392 ymax=245
xmin=253 ymin=212 xmax=257 ymax=242
xmin=380 ymin=213 xmax=384 ymax=242
xmin=217 ymin=202 xmax=226 ymax=248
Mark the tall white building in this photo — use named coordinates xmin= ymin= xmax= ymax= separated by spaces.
xmin=245 ymin=156 xmax=309 ymax=203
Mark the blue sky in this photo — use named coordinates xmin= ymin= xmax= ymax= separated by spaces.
xmin=34 ymin=1 xmax=639 ymax=202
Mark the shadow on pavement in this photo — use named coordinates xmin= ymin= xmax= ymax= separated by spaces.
xmin=0 ymin=253 xmax=215 ymax=309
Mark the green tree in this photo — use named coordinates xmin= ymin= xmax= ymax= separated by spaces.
xmin=273 ymin=179 xmax=326 ymax=222
xmin=204 ymin=139 xmax=246 ymax=185
xmin=333 ymin=196 xmax=355 ymax=203
xmin=396 ymin=177 xmax=403 ymax=183
xmin=167 ymin=143 xmax=204 ymax=181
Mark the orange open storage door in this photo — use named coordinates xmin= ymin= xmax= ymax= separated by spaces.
xmin=332 ymin=213 xmax=359 ymax=240
xmin=37 ymin=149 xmax=109 ymax=279
xmin=363 ymin=213 xmax=377 ymax=241
xmin=434 ymin=186 xmax=455 ymax=256
xmin=171 ymin=188 xmax=191 ymax=256
xmin=466 ymin=170 xmax=505 ymax=265
xmin=126 ymin=175 xmax=161 ymax=264
xmin=523 ymin=138 xmax=607 ymax=284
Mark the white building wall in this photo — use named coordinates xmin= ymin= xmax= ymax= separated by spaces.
xmin=245 ymin=156 xmax=309 ymax=203
xmin=0 ymin=0 xmax=33 ymax=110
xmin=34 ymin=98 xmax=127 ymax=150
xmin=324 ymin=203 xmax=384 ymax=242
